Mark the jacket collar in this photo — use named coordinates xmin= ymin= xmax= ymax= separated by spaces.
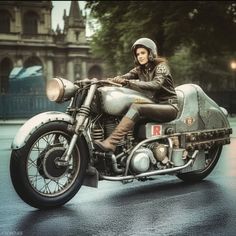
xmin=140 ymin=61 xmax=156 ymax=72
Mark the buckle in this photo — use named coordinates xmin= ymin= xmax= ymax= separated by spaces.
xmin=168 ymin=98 xmax=178 ymax=104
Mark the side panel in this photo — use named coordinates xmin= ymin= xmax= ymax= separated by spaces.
xmin=140 ymin=84 xmax=230 ymax=139
xmin=143 ymin=84 xmax=200 ymax=138
xmin=12 ymin=111 xmax=74 ymax=149
xmin=137 ymin=84 xmax=200 ymax=138
xmin=98 ymin=86 xmax=153 ymax=116
xmin=195 ymin=85 xmax=230 ymax=129
xmin=173 ymin=84 xmax=202 ymax=132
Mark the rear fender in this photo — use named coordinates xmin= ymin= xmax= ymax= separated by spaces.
xmin=140 ymin=84 xmax=230 ymax=138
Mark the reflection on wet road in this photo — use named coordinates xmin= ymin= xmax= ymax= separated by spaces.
xmin=0 ymin=123 xmax=236 ymax=236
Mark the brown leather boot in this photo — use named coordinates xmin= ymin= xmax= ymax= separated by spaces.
xmin=94 ymin=117 xmax=135 ymax=152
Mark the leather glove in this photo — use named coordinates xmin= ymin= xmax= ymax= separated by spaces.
xmin=108 ymin=76 xmax=129 ymax=85
xmin=74 ymin=78 xmax=91 ymax=86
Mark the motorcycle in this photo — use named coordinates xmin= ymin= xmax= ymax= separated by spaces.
xmin=10 ymin=77 xmax=232 ymax=209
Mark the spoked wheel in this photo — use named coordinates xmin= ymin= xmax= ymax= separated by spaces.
xmin=10 ymin=122 xmax=88 ymax=209
xmin=177 ymin=145 xmax=222 ymax=183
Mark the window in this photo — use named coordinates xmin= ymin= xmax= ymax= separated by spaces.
xmin=0 ymin=10 xmax=10 ymax=33
xmin=24 ymin=56 xmax=42 ymax=68
xmin=23 ymin=11 xmax=38 ymax=35
xmin=75 ymin=31 xmax=80 ymax=41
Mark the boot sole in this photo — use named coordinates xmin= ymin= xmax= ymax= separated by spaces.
xmin=94 ymin=142 xmax=114 ymax=153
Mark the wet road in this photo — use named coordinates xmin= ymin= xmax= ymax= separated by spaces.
xmin=0 ymin=120 xmax=236 ymax=236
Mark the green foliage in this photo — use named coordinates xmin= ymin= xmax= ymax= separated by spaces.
xmin=163 ymin=1 xmax=236 ymax=56
xmin=86 ymin=1 xmax=236 ymax=88
xmin=169 ymin=46 xmax=235 ymax=90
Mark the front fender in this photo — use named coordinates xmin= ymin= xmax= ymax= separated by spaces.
xmin=12 ymin=111 xmax=74 ymax=149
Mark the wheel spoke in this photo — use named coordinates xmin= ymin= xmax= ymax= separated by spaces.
xmin=28 ymin=158 xmax=38 ymax=169
xmin=28 ymin=174 xmax=43 ymax=187
xmin=56 ymin=180 xmax=66 ymax=192
xmin=39 ymin=179 xmax=49 ymax=193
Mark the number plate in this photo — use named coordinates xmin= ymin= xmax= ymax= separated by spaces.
xmin=151 ymin=124 xmax=162 ymax=136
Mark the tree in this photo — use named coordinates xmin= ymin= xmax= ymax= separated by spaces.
xmin=86 ymin=1 xmax=169 ymax=74
xmin=163 ymin=1 xmax=236 ymax=56
xmin=86 ymin=1 xmax=236 ymax=89
xmin=169 ymin=45 xmax=233 ymax=90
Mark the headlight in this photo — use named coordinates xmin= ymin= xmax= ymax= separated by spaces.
xmin=46 ymin=77 xmax=77 ymax=102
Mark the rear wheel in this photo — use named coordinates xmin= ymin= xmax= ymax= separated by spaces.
xmin=177 ymin=145 xmax=222 ymax=183
xmin=10 ymin=122 xmax=89 ymax=209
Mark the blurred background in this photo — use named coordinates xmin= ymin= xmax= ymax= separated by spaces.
xmin=0 ymin=1 xmax=236 ymax=119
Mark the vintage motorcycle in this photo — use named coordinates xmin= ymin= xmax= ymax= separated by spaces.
xmin=10 ymin=77 xmax=232 ymax=209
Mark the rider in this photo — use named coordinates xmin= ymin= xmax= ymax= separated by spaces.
xmin=95 ymin=37 xmax=179 ymax=153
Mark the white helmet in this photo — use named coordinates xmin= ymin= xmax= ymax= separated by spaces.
xmin=132 ymin=38 xmax=158 ymax=62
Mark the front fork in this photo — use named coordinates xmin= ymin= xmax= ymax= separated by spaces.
xmin=56 ymin=83 xmax=98 ymax=166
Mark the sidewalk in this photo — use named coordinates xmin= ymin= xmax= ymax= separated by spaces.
xmin=228 ymin=116 xmax=236 ymax=123
xmin=0 ymin=119 xmax=27 ymax=125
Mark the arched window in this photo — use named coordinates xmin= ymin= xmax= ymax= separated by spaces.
xmin=20 ymin=56 xmax=44 ymax=94
xmin=88 ymin=65 xmax=103 ymax=80
xmin=23 ymin=11 xmax=38 ymax=35
xmin=0 ymin=58 xmax=13 ymax=93
xmin=0 ymin=10 xmax=11 ymax=33
xmin=24 ymin=56 xmax=42 ymax=68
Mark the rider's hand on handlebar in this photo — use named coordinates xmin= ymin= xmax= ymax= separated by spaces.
xmin=74 ymin=78 xmax=93 ymax=87
xmin=108 ymin=76 xmax=129 ymax=86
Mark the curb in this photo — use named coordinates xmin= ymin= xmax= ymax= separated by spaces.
xmin=0 ymin=119 xmax=27 ymax=125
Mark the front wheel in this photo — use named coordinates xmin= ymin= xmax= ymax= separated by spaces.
xmin=177 ymin=145 xmax=222 ymax=183
xmin=10 ymin=122 xmax=89 ymax=209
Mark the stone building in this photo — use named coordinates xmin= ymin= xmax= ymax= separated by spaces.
xmin=0 ymin=0 xmax=103 ymax=94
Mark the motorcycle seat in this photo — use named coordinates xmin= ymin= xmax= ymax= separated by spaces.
xmin=137 ymin=90 xmax=184 ymax=124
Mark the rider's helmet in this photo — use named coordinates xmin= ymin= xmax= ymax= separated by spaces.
xmin=131 ymin=38 xmax=158 ymax=63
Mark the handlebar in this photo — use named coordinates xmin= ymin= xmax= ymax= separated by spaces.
xmin=74 ymin=78 xmax=123 ymax=87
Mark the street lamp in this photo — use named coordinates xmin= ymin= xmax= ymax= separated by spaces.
xmin=231 ymin=61 xmax=236 ymax=70
xmin=230 ymin=60 xmax=236 ymax=89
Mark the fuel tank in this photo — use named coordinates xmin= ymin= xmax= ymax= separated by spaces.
xmin=98 ymin=86 xmax=153 ymax=116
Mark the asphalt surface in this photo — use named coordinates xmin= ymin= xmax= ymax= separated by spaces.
xmin=0 ymin=118 xmax=236 ymax=236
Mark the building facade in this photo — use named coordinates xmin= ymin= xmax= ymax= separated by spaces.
xmin=0 ymin=1 xmax=103 ymax=94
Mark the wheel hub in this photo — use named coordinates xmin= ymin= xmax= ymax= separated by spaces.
xmin=38 ymin=147 xmax=69 ymax=180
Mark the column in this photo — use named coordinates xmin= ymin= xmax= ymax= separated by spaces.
xmin=67 ymin=60 xmax=74 ymax=81
xmin=15 ymin=58 xmax=23 ymax=67
xmin=81 ymin=61 xmax=87 ymax=79
xmin=46 ymin=59 xmax=53 ymax=81
xmin=14 ymin=7 xmax=21 ymax=33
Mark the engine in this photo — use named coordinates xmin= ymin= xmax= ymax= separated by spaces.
xmin=130 ymin=148 xmax=154 ymax=173
xmin=130 ymin=143 xmax=171 ymax=174
xmin=91 ymin=117 xmax=189 ymax=175
xmin=130 ymin=139 xmax=190 ymax=174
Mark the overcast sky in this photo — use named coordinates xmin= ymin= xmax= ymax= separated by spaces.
xmin=51 ymin=1 xmax=86 ymax=31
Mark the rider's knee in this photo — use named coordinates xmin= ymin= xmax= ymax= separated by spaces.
xmin=125 ymin=104 xmax=140 ymax=122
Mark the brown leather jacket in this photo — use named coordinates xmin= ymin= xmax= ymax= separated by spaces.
xmin=120 ymin=62 xmax=177 ymax=104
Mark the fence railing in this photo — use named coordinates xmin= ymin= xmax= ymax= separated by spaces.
xmin=0 ymin=94 xmax=68 ymax=119
xmin=0 ymin=91 xmax=235 ymax=119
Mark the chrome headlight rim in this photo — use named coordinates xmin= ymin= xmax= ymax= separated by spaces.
xmin=46 ymin=77 xmax=77 ymax=103
xmin=46 ymin=77 xmax=65 ymax=102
